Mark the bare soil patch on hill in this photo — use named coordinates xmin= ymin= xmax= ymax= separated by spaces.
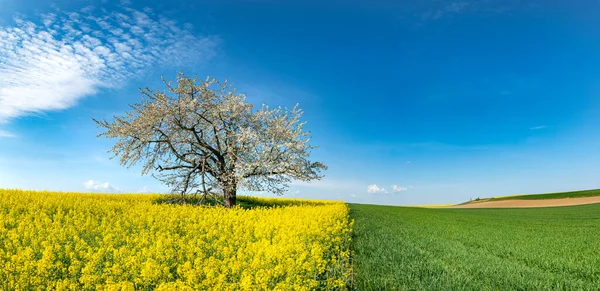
xmin=450 ymin=196 xmax=600 ymax=208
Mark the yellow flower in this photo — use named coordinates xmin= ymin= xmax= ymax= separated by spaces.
xmin=0 ymin=189 xmax=353 ymax=290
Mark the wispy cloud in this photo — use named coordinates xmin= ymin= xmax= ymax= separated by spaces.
xmin=421 ymin=1 xmax=472 ymax=21
xmin=83 ymin=179 xmax=119 ymax=191
xmin=391 ymin=185 xmax=409 ymax=193
xmin=0 ymin=130 xmax=16 ymax=138
xmin=529 ymin=125 xmax=547 ymax=130
xmin=137 ymin=186 xmax=152 ymax=193
xmin=367 ymin=184 xmax=411 ymax=195
xmin=417 ymin=1 xmax=534 ymax=23
xmin=0 ymin=7 xmax=218 ymax=122
xmin=367 ymin=184 xmax=387 ymax=194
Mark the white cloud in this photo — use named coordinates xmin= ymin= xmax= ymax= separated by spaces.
xmin=0 ymin=7 xmax=219 ymax=123
xmin=530 ymin=125 xmax=547 ymax=130
xmin=0 ymin=130 xmax=16 ymax=138
xmin=421 ymin=2 xmax=472 ymax=21
xmin=137 ymin=186 xmax=152 ymax=193
xmin=418 ymin=1 xmax=527 ymax=24
xmin=367 ymin=184 xmax=387 ymax=194
xmin=83 ymin=179 xmax=119 ymax=191
xmin=391 ymin=185 xmax=408 ymax=193
xmin=366 ymin=184 xmax=411 ymax=195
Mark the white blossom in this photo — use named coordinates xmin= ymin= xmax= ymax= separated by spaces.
xmin=95 ymin=73 xmax=326 ymax=207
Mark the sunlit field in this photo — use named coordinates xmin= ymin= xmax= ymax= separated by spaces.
xmin=6 ymin=188 xmax=600 ymax=290
xmin=489 ymin=189 xmax=600 ymax=201
xmin=0 ymin=189 xmax=353 ymax=290
xmin=350 ymin=203 xmax=600 ymax=290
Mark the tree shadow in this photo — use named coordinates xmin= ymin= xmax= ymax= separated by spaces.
xmin=153 ymin=193 xmax=330 ymax=209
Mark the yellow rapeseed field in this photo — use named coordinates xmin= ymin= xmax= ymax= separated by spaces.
xmin=0 ymin=189 xmax=353 ymax=290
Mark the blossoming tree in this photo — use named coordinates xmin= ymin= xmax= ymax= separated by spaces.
xmin=94 ymin=73 xmax=326 ymax=207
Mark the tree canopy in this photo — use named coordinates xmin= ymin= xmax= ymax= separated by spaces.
xmin=94 ymin=73 xmax=326 ymax=207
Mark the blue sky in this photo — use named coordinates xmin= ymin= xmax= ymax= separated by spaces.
xmin=2 ymin=0 xmax=600 ymax=205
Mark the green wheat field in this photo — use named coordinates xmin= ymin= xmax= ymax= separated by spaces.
xmin=350 ymin=202 xmax=600 ymax=290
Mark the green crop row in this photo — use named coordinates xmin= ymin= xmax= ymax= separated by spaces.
xmin=350 ymin=203 xmax=600 ymax=290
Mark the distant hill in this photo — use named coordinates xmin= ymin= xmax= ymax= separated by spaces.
xmin=463 ymin=188 xmax=600 ymax=205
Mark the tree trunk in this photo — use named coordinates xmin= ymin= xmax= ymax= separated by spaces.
xmin=223 ymin=186 xmax=237 ymax=208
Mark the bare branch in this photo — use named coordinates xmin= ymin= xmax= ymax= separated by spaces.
xmin=94 ymin=72 xmax=326 ymax=207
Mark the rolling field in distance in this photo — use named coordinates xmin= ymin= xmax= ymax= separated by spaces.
xmin=488 ymin=189 xmax=600 ymax=201
xmin=350 ymin=203 xmax=600 ymax=290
